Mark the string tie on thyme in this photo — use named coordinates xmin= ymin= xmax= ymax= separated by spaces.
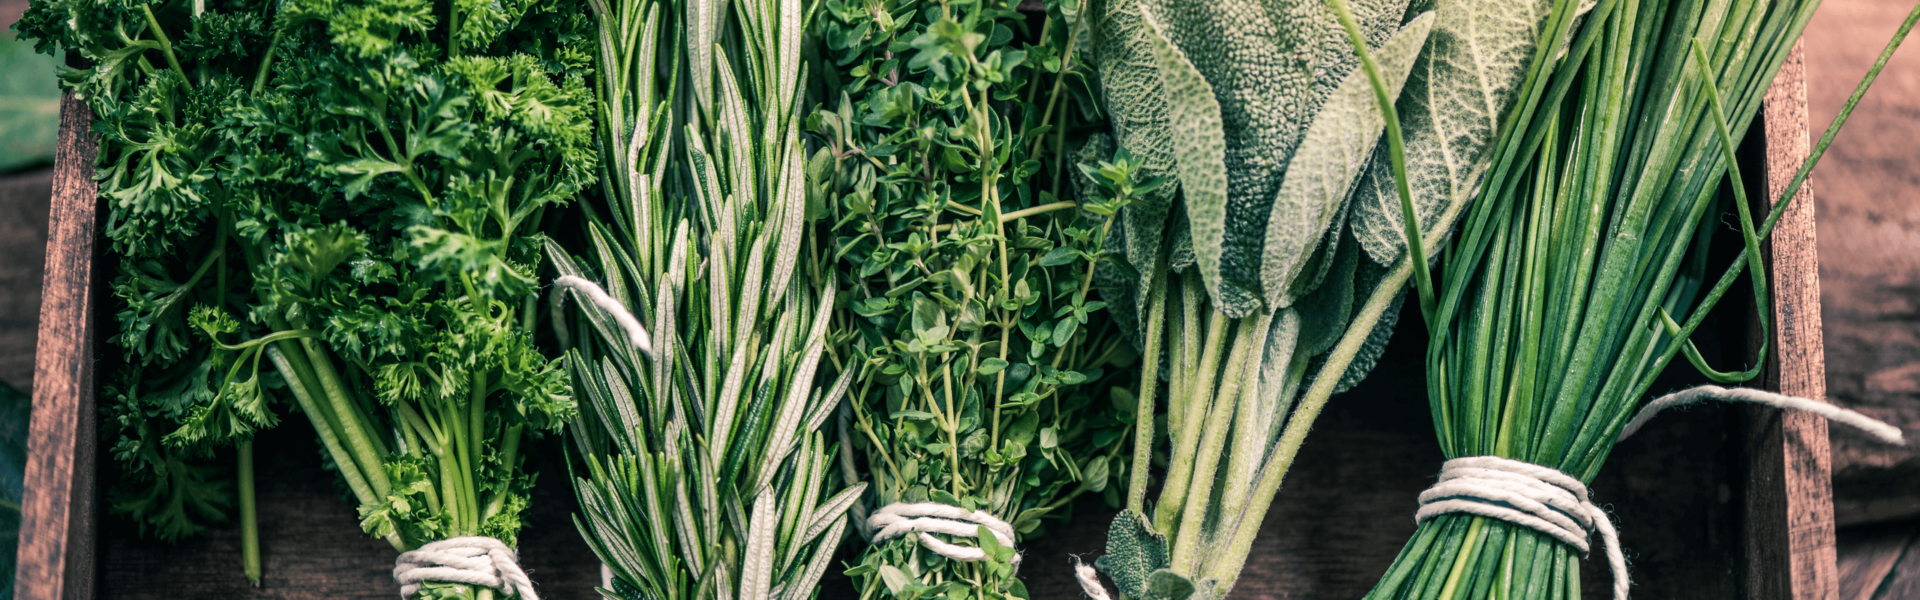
xmin=868 ymin=502 xmax=1022 ymax=567
xmin=552 ymin=275 xmax=654 ymax=359
xmin=393 ymin=536 xmax=539 ymax=600
xmin=1419 ymin=385 xmax=1903 ymax=600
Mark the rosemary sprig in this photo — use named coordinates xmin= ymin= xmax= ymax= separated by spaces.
xmin=553 ymin=0 xmax=866 ymax=598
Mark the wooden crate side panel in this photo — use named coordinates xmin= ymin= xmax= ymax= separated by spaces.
xmin=1744 ymin=39 xmax=1840 ymax=600
xmin=15 ymin=93 xmax=100 ymax=600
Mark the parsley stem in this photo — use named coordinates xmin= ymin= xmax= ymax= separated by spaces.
xmin=301 ymin=339 xmax=392 ymax=498
xmin=484 ymin=424 xmax=523 ymax=519
xmin=266 ymin=346 xmax=385 ymax=536
xmin=238 ymin=440 xmax=260 ymax=586
xmin=436 ymin=441 xmax=464 ymax=537
xmin=252 ymin=29 xmax=283 ymax=94
xmin=139 ymin=6 xmax=188 ymax=81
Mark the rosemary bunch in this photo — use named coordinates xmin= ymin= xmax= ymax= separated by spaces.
xmin=810 ymin=0 xmax=1135 ymax=597
xmin=552 ymin=0 xmax=866 ymax=598
xmin=1363 ymin=0 xmax=1920 ymax=597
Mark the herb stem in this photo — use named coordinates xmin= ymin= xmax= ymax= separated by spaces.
xmin=1154 ymin=310 xmax=1227 ymax=536
xmin=266 ymin=345 xmax=390 ymax=543
xmin=252 ymin=29 xmax=284 ymax=94
xmin=301 ymin=339 xmax=391 ymax=497
xmin=1328 ymin=0 xmax=1434 ymax=323
xmin=1170 ymin=314 xmax=1265 ymax=573
xmin=1089 ymin=209 xmax=1153 ymax=503
xmin=931 ymin=201 xmax=1077 ymax=231
xmin=139 ymin=6 xmax=188 ymax=81
xmin=238 ymin=440 xmax=260 ymax=586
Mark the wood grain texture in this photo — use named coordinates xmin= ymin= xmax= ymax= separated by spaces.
xmin=1862 ymin=528 xmax=1920 ymax=600
xmin=1741 ymin=39 xmax=1841 ymax=600
xmin=1835 ymin=525 xmax=1914 ymax=600
xmin=96 ymin=428 xmax=604 ymax=600
xmin=16 ymin=92 xmax=101 ymax=600
xmin=1803 ymin=0 xmax=1920 ymax=528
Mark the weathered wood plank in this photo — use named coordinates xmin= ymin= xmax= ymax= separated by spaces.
xmin=16 ymin=92 xmax=101 ymax=600
xmin=96 ymin=429 xmax=604 ymax=600
xmin=1835 ymin=525 xmax=1914 ymax=600
xmin=1741 ymin=39 xmax=1841 ymax=600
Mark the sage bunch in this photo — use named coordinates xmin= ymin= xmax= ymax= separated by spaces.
xmin=1363 ymin=0 xmax=1919 ymax=597
xmin=1082 ymin=0 xmax=1580 ymax=597
xmin=809 ymin=0 xmax=1134 ymax=597
xmin=551 ymin=0 xmax=865 ymax=598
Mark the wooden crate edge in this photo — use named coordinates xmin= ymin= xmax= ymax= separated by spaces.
xmin=1743 ymin=38 xmax=1840 ymax=600
xmin=15 ymin=93 xmax=101 ymax=600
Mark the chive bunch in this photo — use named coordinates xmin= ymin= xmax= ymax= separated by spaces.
xmin=1364 ymin=0 xmax=1919 ymax=597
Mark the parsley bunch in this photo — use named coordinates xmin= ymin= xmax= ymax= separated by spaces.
xmin=811 ymin=1 xmax=1133 ymax=597
xmin=17 ymin=0 xmax=595 ymax=593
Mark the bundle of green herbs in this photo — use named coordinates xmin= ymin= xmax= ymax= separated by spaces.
xmin=809 ymin=0 xmax=1135 ymax=597
xmin=17 ymin=0 xmax=595 ymax=593
xmin=1362 ymin=0 xmax=1919 ymax=597
xmin=1079 ymin=0 xmax=1581 ymax=597
xmin=549 ymin=0 xmax=866 ymax=598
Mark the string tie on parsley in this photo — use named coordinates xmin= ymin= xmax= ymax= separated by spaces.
xmin=868 ymin=503 xmax=1022 ymax=567
xmin=1414 ymin=385 xmax=1903 ymax=600
xmin=393 ymin=536 xmax=539 ymax=600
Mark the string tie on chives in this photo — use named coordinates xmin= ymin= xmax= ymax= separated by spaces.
xmin=393 ymin=536 xmax=539 ymax=600
xmin=1418 ymin=385 xmax=1903 ymax=600
xmin=1417 ymin=456 xmax=1628 ymax=599
xmin=1617 ymin=385 xmax=1904 ymax=444
xmin=868 ymin=503 xmax=1022 ymax=567
xmin=552 ymin=275 xmax=654 ymax=359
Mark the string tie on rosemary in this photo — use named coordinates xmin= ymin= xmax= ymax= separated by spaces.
xmin=868 ymin=502 xmax=1022 ymax=567
xmin=393 ymin=536 xmax=539 ymax=600
xmin=552 ymin=275 xmax=654 ymax=359
xmin=1618 ymin=385 xmax=1905 ymax=444
xmin=1417 ymin=456 xmax=1629 ymax=600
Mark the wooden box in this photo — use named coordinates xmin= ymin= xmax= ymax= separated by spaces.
xmin=14 ymin=45 xmax=1839 ymax=600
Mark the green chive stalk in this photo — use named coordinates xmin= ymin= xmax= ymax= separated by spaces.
xmin=552 ymin=0 xmax=867 ymax=598
xmin=1361 ymin=0 xmax=1920 ymax=597
xmin=809 ymin=1 xmax=1138 ymax=597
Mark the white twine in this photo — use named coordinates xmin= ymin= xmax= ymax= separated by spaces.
xmin=1416 ymin=385 xmax=1903 ymax=600
xmin=1618 ymin=385 xmax=1905 ymax=444
xmin=1072 ymin=556 xmax=1112 ymax=600
xmin=393 ymin=536 xmax=539 ymax=600
xmin=868 ymin=502 xmax=1022 ymax=566
xmin=553 ymin=275 xmax=655 ymax=359
xmin=1418 ymin=456 xmax=1629 ymax=600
